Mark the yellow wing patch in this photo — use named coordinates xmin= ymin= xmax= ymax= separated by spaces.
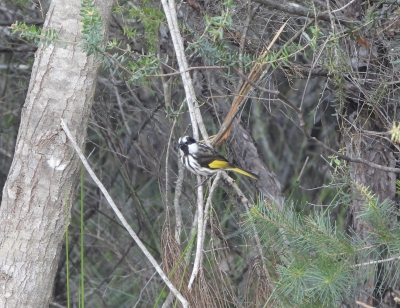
xmin=208 ymin=160 xmax=231 ymax=169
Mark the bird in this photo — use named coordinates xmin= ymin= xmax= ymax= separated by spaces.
xmin=177 ymin=135 xmax=259 ymax=180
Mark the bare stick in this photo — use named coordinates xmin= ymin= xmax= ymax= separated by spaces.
xmin=60 ymin=119 xmax=189 ymax=308
xmin=173 ymin=164 xmax=185 ymax=241
xmin=188 ymin=173 xmax=221 ymax=289
xmin=200 ymin=173 xmax=222 ymax=265
xmin=297 ymin=156 xmax=309 ymax=182
xmin=188 ymin=181 xmax=204 ymax=289
xmin=203 ymin=173 xmax=222 ymax=233
xmin=355 ymin=301 xmax=374 ymax=308
xmin=162 ymin=0 xmax=212 ymax=289
xmin=352 ymin=255 xmax=400 ymax=268
xmin=165 ymin=103 xmax=185 ymax=241
xmin=160 ymin=0 xmax=209 ymax=143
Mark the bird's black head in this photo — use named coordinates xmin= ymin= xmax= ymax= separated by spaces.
xmin=178 ymin=136 xmax=197 ymax=154
xmin=178 ymin=136 xmax=197 ymax=147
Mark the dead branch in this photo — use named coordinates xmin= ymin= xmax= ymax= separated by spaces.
xmin=61 ymin=119 xmax=189 ymax=308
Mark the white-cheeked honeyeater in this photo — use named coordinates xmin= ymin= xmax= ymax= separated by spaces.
xmin=178 ymin=136 xmax=259 ymax=180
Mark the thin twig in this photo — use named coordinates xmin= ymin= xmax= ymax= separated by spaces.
xmin=188 ymin=181 xmax=205 ymax=289
xmin=60 ymin=119 xmax=189 ymax=308
xmin=352 ymin=256 xmax=400 ymax=268
xmin=220 ymin=172 xmax=272 ymax=288
xmin=355 ymin=301 xmax=374 ymax=308
xmin=331 ymin=0 xmax=357 ymax=13
xmin=299 ymin=32 xmax=331 ymax=109
xmin=165 ymin=103 xmax=185 ymax=241
xmin=173 ymin=164 xmax=185 ymax=241
xmin=133 ymin=270 xmax=158 ymax=308
xmin=212 ymin=18 xmax=313 ymax=147
xmin=203 ymin=173 xmax=222 ymax=232
xmin=157 ymin=26 xmax=172 ymax=109
xmin=149 ymin=65 xmax=226 ymax=77
xmin=161 ymin=0 xmax=208 ymax=143
xmin=236 ymin=2 xmax=260 ymax=91
xmin=109 ymin=69 xmax=132 ymax=136
xmin=232 ymin=66 xmax=400 ymax=174
xmin=49 ymin=301 xmax=66 ymax=308
xmin=200 ymin=172 xmax=222 ymax=270
xmin=297 ymin=156 xmax=309 ymax=182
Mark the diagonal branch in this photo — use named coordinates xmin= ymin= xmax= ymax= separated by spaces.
xmin=212 ymin=18 xmax=315 ymax=147
xmin=60 ymin=119 xmax=189 ymax=308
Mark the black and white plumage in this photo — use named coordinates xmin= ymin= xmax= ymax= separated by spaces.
xmin=177 ymin=136 xmax=259 ymax=180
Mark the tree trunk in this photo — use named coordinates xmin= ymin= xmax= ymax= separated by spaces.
xmin=0 ymin=0 xmax=112 ymax=306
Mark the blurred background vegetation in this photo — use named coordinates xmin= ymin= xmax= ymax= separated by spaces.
xmin=1 ymin=0 xmax=400 ymax=307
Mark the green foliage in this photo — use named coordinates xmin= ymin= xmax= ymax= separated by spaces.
xmin=10 ymin=0 xmax=104 ymax=58
xmin=126 ymin=53 xmax=159 ymax=83
xmin=5 ymin=0 xmax=30 ymax=9
xmin=187 ymin=20 xmax=320 ymax=70
xmin=79 ymin=0 xmax=104 ymax=57
xmin=365 ymin=6 xmax=378 ymax=29
xmin=11 ymin=0 xmax=162 ymax=84
xmin=309 ymin=26 xmax=322 ymax=51
xmin=204 ymin=0 xmax=235 ymax=42
xmin=10 ymin=22 xmax=59 ymax=47
xmin=128 ymin=5 xmax=165 ymax=52
xmin=245 ymin=186 xmax=400 ymax=307
xmin=187 ymin=38 xmax=254 ymax=68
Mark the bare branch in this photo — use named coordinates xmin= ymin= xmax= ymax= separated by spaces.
xmin=160 ymin=0 xmax=208 ymax=143
xmin=165 ymin=103 xmax=185 ymax=241
xmin=60 ymin=119 xmax=189 ymax=308
xmin=188 ymin=181 xmax=205 ymax=289
xmin=212 ymin=18 xmax=314 ymax=147
xmin=355 ymin=300 xmax=374 ymax=308
xmin=353 ymin=256 xmax=400 ymax=268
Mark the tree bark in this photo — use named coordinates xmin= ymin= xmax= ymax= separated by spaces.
xmin=0 ymin=0 xmax=112 ymax=306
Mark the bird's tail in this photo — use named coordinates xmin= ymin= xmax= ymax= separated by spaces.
xmin=229 ymin=167 xmax=259 ymax=180
xmin=207 ymin=159 xmax=259 ymax=180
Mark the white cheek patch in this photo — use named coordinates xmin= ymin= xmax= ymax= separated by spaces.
xmin=188 ymin=142 xmax=198 ymax=154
